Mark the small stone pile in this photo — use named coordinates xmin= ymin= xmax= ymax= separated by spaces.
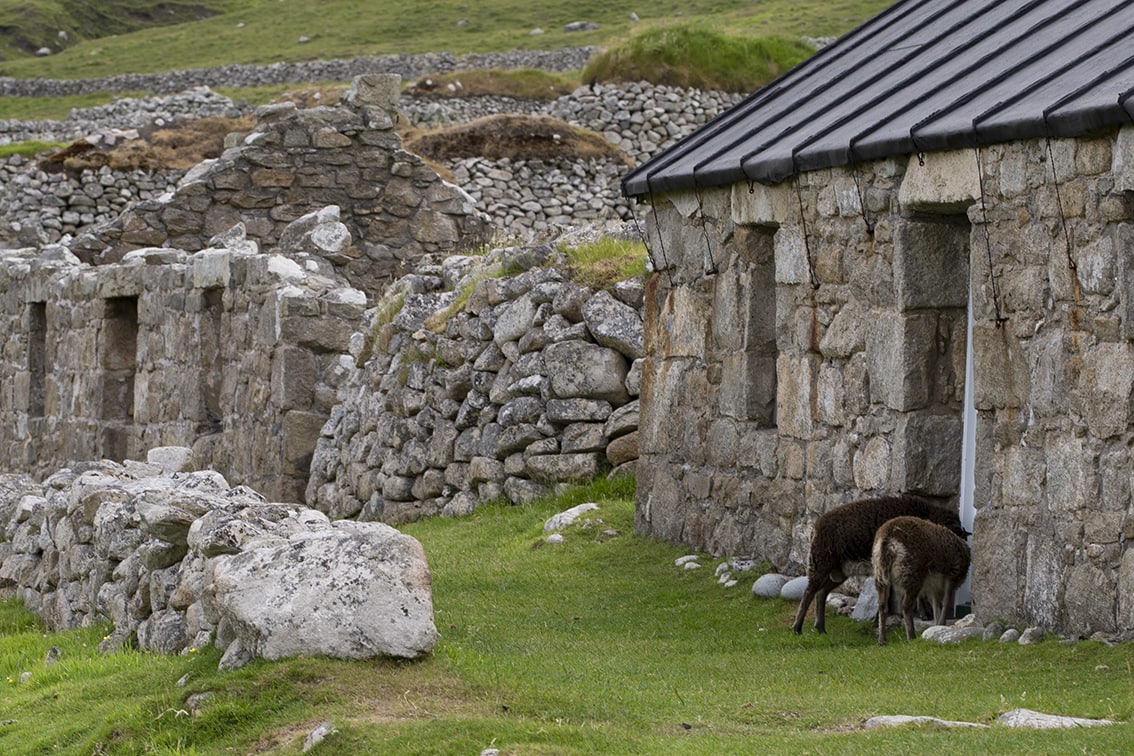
xmin=0 ymin=451 xmax=437 ymax=670
xmin=307 ymin=223 xmax=644 ymax=524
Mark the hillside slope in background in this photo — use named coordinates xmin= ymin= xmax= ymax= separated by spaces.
xmin=0 ymin=0 xmax=237 ymax=60
xmin=0 ymin=0 xmax=891 ymax=79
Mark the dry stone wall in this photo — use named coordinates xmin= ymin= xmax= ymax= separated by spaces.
xmin=0 ymin=48 xmax=595 ymax=98
xmin=0 ymin=457 xmax=437 ymax=668
xmin=308 ymin=224 xmax=644 ymax=523
xmin=1 ymin=82 xmax=740 ymax=249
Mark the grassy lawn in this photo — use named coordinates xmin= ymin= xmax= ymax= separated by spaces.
xmin=2 ymin=477 xmax=1132 ymax=754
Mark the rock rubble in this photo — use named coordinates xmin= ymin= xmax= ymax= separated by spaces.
xmin=0 ymin=454 xmax=437 ymax=669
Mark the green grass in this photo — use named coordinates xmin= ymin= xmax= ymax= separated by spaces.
xmin=562 ymin=238 xmax=648 ymax=289
xmin=582 ymin=26 xmax=814 ymax=92
xmin=2 ymin=477 xmax=1133 ymax=754
xmin=0 ymin=139 xmax=65 ymax=157
xmin=0 ymin=1 xmax=894 ymax=124
xmin=0 ymin=0 xmax=892 ymax=80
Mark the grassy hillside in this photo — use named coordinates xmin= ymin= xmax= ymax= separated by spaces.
xmin=0 ymin=0 xmax=240 ymax=60
xmin=3 ymin=479 xmax=1132 ymax=754
xmin=0 ymin=0 xmax=892 ymax=80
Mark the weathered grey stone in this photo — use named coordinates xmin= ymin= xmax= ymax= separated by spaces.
xmin=920 ymin=625 xmax=984 ymax=644
xmin=582 ymin=290 xmax=644 ymax=359
xmin=544 ymin=340 xmax=630 ymax=404
xmin=493 ymin=294 xmax=538 ymax=345
xmin=204 ymin=521 xmax=437 ymax=660
xmin=546 ymin=398 xmax=612 ymax=423
xmin=135 ymin=500 xmax=196 ymax=545
xmin=752 ymin=573 xmax=788 ymax=598
xmin=146 ymin=447 xmax=196 ymax=474
xmin=136 ymin=607 xmax=189 ymax=654
xmin=998 ymin=709 xmax=1115 ymax=729
xmin=605 ymin=431 xmax=638 ymax=466
xmin=525 ymin=453 xmax=603 ymax=484
xmin=1079 ymin=342 xmax=1134 ymax=439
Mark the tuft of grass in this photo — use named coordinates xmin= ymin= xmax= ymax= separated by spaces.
xmin=582 ymin=25 xmax=816 ymax=93
xmin=561 ymin=237 xmax=648 ymax=290
xmin=3 ymin=475 xmax=1134 ymax=753
xmin=356 ymin=292 xmax=405 ymax=366
xmin=0 ymin=139 xmax=66 ymax=158
xmin=405 ymin=68 xmax=578 ymax=101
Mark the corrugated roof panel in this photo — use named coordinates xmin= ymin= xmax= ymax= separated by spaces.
xmin=622 ymin=0 xmax=1134 ymax=198
xmin=783 ymin=0 xmax=1080 ymax=178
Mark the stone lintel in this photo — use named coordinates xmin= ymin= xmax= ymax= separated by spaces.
xmin=731 ymin=181 xmax=792 ymax=226
xmin=898 ymin=149 xmax=980 ymax=214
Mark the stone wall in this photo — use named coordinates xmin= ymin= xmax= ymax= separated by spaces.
xmin=635 ymin=127 xmax=1134 ymax=638
xmin=66 ymin=75 xmax=488 ymax=299
xmin=0 ymin=48 xmax=596 ymax=98
xmin=0 ymin=214 xmax=365 ymax=503
xmin=308 ymin=225 xmax=644 ymax=523
xmin=1 ymin=82 xmax=739 ymax=249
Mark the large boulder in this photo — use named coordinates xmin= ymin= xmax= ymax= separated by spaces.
xmin=203 ymin=520 xmax=437 ymax=661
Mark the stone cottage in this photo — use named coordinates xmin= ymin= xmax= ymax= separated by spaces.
xmin=622 ymin=0 xmax=1134 ymax=637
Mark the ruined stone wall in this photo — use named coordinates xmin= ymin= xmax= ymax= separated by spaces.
xmin=0 ymin=218 xmax=365 ymax=503
xmin=308 ymin=229 xmax=643 ymax=523
xmin=635 ymin=127 xmax=1134 ymax=638
xmin=67 ymin=75 xmax=488 ymax=300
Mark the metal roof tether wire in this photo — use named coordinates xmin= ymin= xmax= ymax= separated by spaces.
xmin=793 ymin=175 xmax=821 ymax=291
xmin=1043 ymin=136 xmax=1076 ymax=273
xmin=848 ymin=155 xmax=875 ymax=235
xmin=693 ymin=182 xmax=720 ymax=275
xmin=973 ymin=146 xmax=1008 ymax=328
xmin=644 ymin=184 xmax=676 ymax=288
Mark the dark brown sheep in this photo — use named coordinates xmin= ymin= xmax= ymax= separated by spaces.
xmin=790 ymin=495 xmax=967 ymax=635
xmin=872 ymin=515 xmax=972 ymax=644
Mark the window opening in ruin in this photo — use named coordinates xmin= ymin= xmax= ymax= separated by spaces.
xmin=737 ymin=225 xmax=777 ymax=428
xmin=28 ymin=302 xmax=47 ymax=418
xmin=198 ymin=288 xmax=224 ymax=435
xmin=99 ymin=296 xmax=138 ymax=462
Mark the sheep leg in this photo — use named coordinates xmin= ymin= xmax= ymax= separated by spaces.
xmin=901 ymin=590 xmax=919 ymax=640
xmin=790 ymin=583 xmax=815 ymax=635
xmin=942 ymin=585 xmax=958 ymax=623
xmin=791 ymin=575 xmax=839 ymax=634
xmin=876 ymin=580 xmax=890 ymax=645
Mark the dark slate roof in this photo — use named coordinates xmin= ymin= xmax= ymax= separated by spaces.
xmin=622 ymin=0 xmax=1134 ymax=197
